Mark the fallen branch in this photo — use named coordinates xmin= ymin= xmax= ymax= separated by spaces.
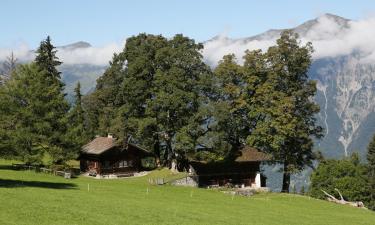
xmin=321 ymin=189 xmax=366 ymax=209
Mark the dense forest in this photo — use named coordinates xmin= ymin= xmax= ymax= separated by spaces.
xmin=0 ymin=30 xmax=374 ymax=208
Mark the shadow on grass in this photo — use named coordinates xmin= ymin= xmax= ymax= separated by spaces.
xmin=0 ymin=165 xmax=15 ymax=170
xmin=0 ymin=178 xmax=78 ymax=189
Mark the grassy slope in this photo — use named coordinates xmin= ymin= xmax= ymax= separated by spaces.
xmin=0 ymin=160 xmax=374 ymax=225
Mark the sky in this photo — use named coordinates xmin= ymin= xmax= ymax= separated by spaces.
xmin=1 ymin=0 xmax=375 ymax=48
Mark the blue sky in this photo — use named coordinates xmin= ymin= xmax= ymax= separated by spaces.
xmin=1 ymin=0 xmax=375 ymax=48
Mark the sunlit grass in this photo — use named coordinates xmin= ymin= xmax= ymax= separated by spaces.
xmin=0 ymin=159 xmax=374 ymax=225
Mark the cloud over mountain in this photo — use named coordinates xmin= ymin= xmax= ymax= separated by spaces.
xmin=2 ymin=13 xmax=375 ymax=67
xmin=202 ymin=13 xmax=375 ymax=66
xmin=0 ymin=41 xmax=124 ymax=66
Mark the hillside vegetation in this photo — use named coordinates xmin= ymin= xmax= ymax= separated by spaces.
xmin=0 ymin=160 xmax=374 ymax=225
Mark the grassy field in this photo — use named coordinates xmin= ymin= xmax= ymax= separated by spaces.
xmin=0 ymin=160 xmax=374 ymax=225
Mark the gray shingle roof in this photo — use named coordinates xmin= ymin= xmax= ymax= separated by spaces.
xmin=82 ymin=137 xmax=117 ymax=155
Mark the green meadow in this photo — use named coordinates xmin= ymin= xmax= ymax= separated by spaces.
xmin=0 ymin=160 xmax=374 ymax=225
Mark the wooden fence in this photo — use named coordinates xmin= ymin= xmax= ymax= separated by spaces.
xmin=12 ymin=163 xmax=73 ymax=179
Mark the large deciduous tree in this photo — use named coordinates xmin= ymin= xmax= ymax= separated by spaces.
xmin=87 ymin=34 xmax=212 ymax=169
xmin=203 ymin=54 xmax=250 ymax=160
xmin=247 ymin=30 xmax=323 ymax=192
xmin=146 ymin=34 xmax=212 ymax=169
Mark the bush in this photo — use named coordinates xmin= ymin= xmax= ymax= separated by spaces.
xmin=309 ymin=154 xmax=370 ymax=206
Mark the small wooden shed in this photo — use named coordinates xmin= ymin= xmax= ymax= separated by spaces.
xmin=79 ymin=135 xmax=154 ymax=177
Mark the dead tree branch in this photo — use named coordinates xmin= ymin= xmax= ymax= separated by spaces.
xmin=321 ymin=189 xmax=366 ymax=209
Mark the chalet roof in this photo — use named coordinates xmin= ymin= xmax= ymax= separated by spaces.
xmin=234 ymin=146 xmax=270 ymax=162
xmin=81 ymin=136 xmax=154 ymax=156
xmin=82 ymin=136 xmax=117 ymax=155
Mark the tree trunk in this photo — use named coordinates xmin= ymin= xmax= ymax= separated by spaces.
xmin=153 ymin=136 xmax=161 ymax=167
xmin=281 ymin=162 xmax=290 ymax=193
xmin=166 ymin=139 xmax=174 ymax=169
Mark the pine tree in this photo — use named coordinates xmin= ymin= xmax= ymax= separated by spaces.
xmin=66 ymin=82 xmax=88 ymax=155
xmin=0 ymin=63 xmax=69 ymax=163
xmin=33 ymin=36 xmax=69 ymax=163
xmin=367 ymin=134 xmax=375 ymax=209
xmin=35 ymin=36 xmax=62 ymax=82
xmin=0 ymin=36 xmax=71 ymax=164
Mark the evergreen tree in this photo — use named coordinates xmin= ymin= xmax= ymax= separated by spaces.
xmin=66 ymin=82 xmax=88 ymax=152
xmin=34 ymin=36 xmax=70 ymax=163
xmin=35 ymin=36 xmax=62 ymax=83
xmin=0 ymin=36 xmax=70 ymax=164
xmin=367 ymin=133 xmax=375 ymax=209
xmin=0 ymin=63 xmax=69 ymax=163
xmin=247 ymin=30 xmax=323 ymax=192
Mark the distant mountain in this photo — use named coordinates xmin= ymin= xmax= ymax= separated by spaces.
xmin=56 ymin=42 xmax=106 ymax=102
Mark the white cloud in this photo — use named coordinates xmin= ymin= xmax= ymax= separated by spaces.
xmin=0 ymin=41 xmax=125 ymax=66
xmin=56 ymin=42 xmax=124 ymax=65
xmin=203 ymin=36 xmax=275 ymax=66
xmin=0 ymin=43 xmax=34 ymax=63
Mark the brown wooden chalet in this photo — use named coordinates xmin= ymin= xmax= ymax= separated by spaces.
xmin=79 ymin=135 xmax=154 ymax=177
xmin=189 ymin=146 xmax=270 ymax=188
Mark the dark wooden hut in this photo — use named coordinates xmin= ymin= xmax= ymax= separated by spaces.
xmin=189 ymin=147 xmax=269 ymax=188
xmin=79 ymin=135 xmax=154 ymax=177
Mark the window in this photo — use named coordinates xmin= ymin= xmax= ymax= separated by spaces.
xmin=118 ymin=160 xmax=128 ymax=168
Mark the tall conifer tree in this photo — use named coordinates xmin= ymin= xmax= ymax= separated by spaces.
xmin=0 ymin=36 xmax=71 ymax=164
